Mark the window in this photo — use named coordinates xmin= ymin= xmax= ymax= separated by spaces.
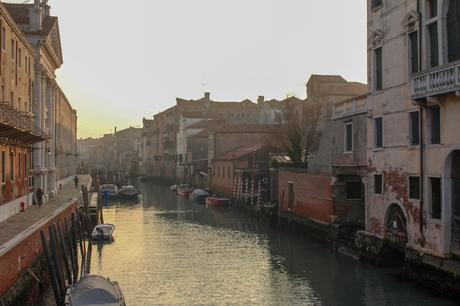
xmin=447 ymin=0 xmax=460 ymax=62
xmin=374 ymin=47 xmax=383 ymax=91
xmin=409 ymin=176 xmax=421 ymax=199
xmin=409 ymin=111 xmax=420 ymax=146
xmin=217 ymin=166 xmax=220 ymax=177
xmin=1 ymin=151 xmax=4 ymax=183
xmin=10 ymin=39 xmax=14 ymax=59
xmin=227 ymin=166 xmax=231 ymax=178
xmin=346 ymin=181 xmax=362 ymax=199
xmin=409 ymin=31 xmax=419 ymax=73
xmin=10 ymin=92 xmax=13 ymax=106
xmin=345 ymin=122 xmax=353 ymax=152
xmin=428 ymin=106 xmax=441 ymax=144
xmin=374 ymin=174 xmax=383 ymax=195
xmin=1 ymin=27 xmax=5 ymax=51
xmin=18 ymin=48 xmax=21 ymax=67
xmin=428 ymin=0 xmax=438 ymax=18
xmin=9 ymin=151 xmax=13 ymax=181
xmin=371 ymin=0 xmax=382 ymax=9
xmin=428 ymin=23 xmax=439 ymax=67
xmin=18 ymin=153 xmax=21 ymax=179
xmin=374 ymin=117 xmax=383 ymax=148
xmin=430 ymin=177 xmax=441 ymax=219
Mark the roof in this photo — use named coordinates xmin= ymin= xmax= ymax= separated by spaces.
xmin=187 ymin=119 xmax=222 ymax=129
xmin=212 ymin=124 xmax=278 ymax=134
xmin=3 ymin=4 xmax=30 ymax=24
xmin=263 ymin=96 xmax=305 ymax=109
xmin=214 ymin=143 xmax=267 ymax=161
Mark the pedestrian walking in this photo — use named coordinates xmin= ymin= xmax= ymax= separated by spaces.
xmin=74 ymin=175 xmax=79 ymax=188
xmin=36 ymin=187 xmax=43 ymax=207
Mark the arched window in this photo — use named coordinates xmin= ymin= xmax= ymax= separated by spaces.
xmin=447 ymin=0 xmax=460 ymax=62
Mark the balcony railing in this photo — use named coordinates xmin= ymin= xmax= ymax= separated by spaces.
xmin=411 ymin=61 xmax=460 ymax=99
xmin=0 ymin=103 xmax=47 ymax=144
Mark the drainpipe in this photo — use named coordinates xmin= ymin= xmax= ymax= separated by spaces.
xmin=417 ymin=0 xmax=426 ymax=242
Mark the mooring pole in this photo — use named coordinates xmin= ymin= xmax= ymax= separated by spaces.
xmin=49 ymin=224 xmax=66 ymax=301
xmin=40 ymin=230 xmax=62 ymax=306
xmin=57 ymin=222 xmax=72 ymax=285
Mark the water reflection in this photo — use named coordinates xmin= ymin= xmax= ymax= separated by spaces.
xmin=88 ymin=182 xmax=455 ymax=306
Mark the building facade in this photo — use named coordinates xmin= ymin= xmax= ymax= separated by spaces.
xmin=364 ymin=0 xmax=460 ymax=258
xmin=0 ymin=2 xmax=46 ymax=221
xmin=5 ymin=0 xmax=77 ymax=200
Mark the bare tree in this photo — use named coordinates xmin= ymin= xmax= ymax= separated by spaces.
xmin=271 ymin=98 xmax=322 ymax=168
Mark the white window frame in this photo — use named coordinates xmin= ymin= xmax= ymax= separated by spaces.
xmin=344 ymin=122 xmax=353 ymax=153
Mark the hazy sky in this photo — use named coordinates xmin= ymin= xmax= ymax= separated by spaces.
xmin=9 ymin=0 xmax=367 ymax=138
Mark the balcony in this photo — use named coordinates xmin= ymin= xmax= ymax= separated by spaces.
xmin=0 ymin=103 xmax=47 ymax=144
xmin=411 ymin=61 xmax=460 ymax=100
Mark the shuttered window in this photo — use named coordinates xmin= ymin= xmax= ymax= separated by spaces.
xmin=345 ymin=123 xmax=353 ymax=152
xmin=374 ymin=48 xmax=383 ymax=91
xmin=430 ymin=177 xmax=442 ymax=219
xmin=428 ymin=23 xmax=439 ymax=67
xmin=409 ymin=176 xmax=421 ymax=199
xmin=447 ymin=0 xmax=460 ymax=62
xmin=374 ymin=174 xmax=383 ymax=195
xmin=409 ymin=31 xmax=419 ymax=73
xmin=410 ymin=111 xmax=420 ymax=146
xmin=429 ymin=0 xmax=438 ymax=18
xmin=374 ymin=117 xmax=383 ymax=148
xmin=429 ymin=106 xmax=441 ymax=144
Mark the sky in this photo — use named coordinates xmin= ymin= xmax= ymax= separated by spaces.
xmin=8 ymin=0 xmax=367 ymax=138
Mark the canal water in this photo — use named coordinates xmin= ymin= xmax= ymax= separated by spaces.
xmin=89 ymin=182 xmax=456 ymax=305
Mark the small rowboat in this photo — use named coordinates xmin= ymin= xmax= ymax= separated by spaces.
xmin=177 ymin=185 xmax=193 ymax=199
xmin=206 ymin=197 xmax=231 ymax=207
xmin=91 ymin=224 xmax=115 ymax=240
xmin=191 ymin=189 xmax=210 ymax=202
xmin=65 ymin=274 xmax=125 ymax=306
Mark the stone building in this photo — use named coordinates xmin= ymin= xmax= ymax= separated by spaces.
xmin=149 ymin=92 xmax=259 ymax=181
xmin=361 ymin=0 xmax=460 ymax=261
xmin=0 ymin=2 xmax=46 ymax=221
xmin=139 ymin=118 xmax=154 ymax=176
xmin=277 ymin=75 xmax=367 ymax=226
xmin=5 ymin=0 xmax=77 ymax=199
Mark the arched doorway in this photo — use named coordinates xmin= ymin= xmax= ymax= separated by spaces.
xmin=451 ymin=150 xmax=460 ymax=256
xmin=385 ymin=204 xmax=408 ymax=249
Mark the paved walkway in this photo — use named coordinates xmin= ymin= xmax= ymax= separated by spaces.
xmin=0 ymin=175 xmax=90 ymax=246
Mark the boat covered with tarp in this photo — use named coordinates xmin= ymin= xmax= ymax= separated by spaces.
xmin=65 ymin=274 xmax=125 ymax=306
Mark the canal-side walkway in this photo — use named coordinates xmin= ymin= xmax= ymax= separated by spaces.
xmin=0 ymin=175 xmax=90 ymax=248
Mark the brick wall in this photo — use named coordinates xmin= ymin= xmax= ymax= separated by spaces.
xmin=0 ymin=199 xmax=78 ymax=296
xmin=278 ymin=168 xmax=334 ymax=224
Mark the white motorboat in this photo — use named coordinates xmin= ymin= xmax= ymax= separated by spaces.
xmin=65 ymin=274 xmax=125 ymax=306
xmin=118 ymin=185 xmax=139 ymax=198
xmin=91 ymin=224 xmax=115 ymax=240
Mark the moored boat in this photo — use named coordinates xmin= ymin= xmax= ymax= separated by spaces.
xmin=91 ymin=224 xmax=115 ymax=240
xmin=206 ymin=196 xmax=231 ymax=207
xmin=169 ymin=184 xmax=178 ymax=191
xmin=177 ymin=185 xmax=193 ymax=198
xmin=118 ymin=185 xmax=139 ymax=198
xmin=100 ymin=184 xmax=119 ymax=200
xmin=65 ymin=274 xmax=125 ymax=306
xmin=191 ymin=189 xmax=210 ymax=202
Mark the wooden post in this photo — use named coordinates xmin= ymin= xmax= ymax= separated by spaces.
xmin=40 ymin=230 xmax=62 ymax=306
xmin=71 ymin=213 xmax=80 ymax=278
xmin=49 ymin=224 xmax=66 ymax=300
xmin=57 ymin=222 xmax=72 ymax=285
xmin=64 ymin=218 xmax=78 ymax=283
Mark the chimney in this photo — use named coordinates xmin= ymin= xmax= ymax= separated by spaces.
xmin=204 ymin=92 xmax=211 ymax=108
xmin=43 ymin=0 xmax=51 ymax=17
xmin=30 ymin=0 xmax=43 ymax=32
xmin=257 ymin=96 xmax=264 ymax=105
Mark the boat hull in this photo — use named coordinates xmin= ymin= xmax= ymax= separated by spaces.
xmin=206 ymin=197 xmax=231 ymax=207
xmin=177 ymin=190 xmax=192 ymax=199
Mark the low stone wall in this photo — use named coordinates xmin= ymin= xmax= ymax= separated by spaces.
xmin=0 ymin=193 xmax=34 ymax=223
xmin=0 ymin=198 xmax=79 ymax=305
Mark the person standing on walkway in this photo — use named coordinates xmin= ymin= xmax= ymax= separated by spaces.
xmin=36 ymin=187 xmax=43 ymax=207
xmin=74 ymin=175 xmax=79 ymax=188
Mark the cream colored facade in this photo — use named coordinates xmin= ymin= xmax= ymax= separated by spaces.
xmin=0 ymin=2 xmax=46 ymax=221
xmin=366 ymin=0 xmax=460 ymax=258
xmin=4 ymin=0 xmax=77 ymax=200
